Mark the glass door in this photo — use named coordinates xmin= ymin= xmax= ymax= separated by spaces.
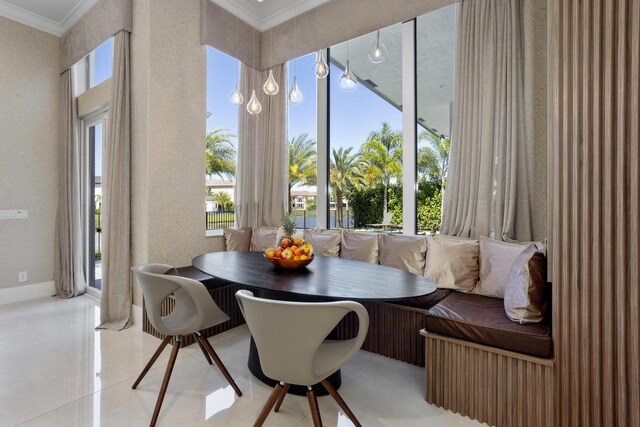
xmin=83 ymin=113 xmax=107 ymax=293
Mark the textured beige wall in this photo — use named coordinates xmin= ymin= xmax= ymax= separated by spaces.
xmin=131 ymin=0 xmax=225 ymax=306
xmin=0 ymin=17 xmax=60 ymax=289
xmin=523 ymin=0 xmax=547 ymax=241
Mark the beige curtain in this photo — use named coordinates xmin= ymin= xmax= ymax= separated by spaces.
xmin=54 ymin=69 xmax=87 ymax=298
xmin=441 ymin=0 xmax=532 ymax=242
xmin=98 ymin=31 xmax=131 ymax=330
xmin=236 ymin=64 xmax=288 ymax=228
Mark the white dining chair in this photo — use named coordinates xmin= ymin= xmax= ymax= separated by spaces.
xmin=132 ymin=263 xmax=242 ymax=427
xmin=235 ymin=289 xmax=369 ymax=427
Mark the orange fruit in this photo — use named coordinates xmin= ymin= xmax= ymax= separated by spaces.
xmin=293 ymin=237 xmax=304 ymax=247
xmin=294 ymin=249 xmax=302 ymax=256
xmin=293 ymin=255 xmax=300 ymax=261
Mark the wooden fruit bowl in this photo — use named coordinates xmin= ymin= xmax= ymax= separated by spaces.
xmin=266 ymin=255 xmax=314 ymax=270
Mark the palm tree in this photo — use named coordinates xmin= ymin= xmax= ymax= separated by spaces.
xmin=330 ymin=147 xmax=365 ymax=228
xmin=206 ymin=128 xmax=236 ymax=179
xmin=360 ymin=121 xmax=403 ymax=214
xmin=210 ymin=191 xmax=232 ymax=211
xmin=288 ymin=133 xmax=317 ymax=212
xmin=417 ymin=130 xmax=450 ymax=191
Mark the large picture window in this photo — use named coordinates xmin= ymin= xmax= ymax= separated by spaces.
xmin=416 ymin=5 xmax=456 ymax=234
xmin=287 ymin=53 xmax=317 ymax=229
xmin=328 ymin=23 xmax=403 ymax=230
xmin=205 ymin=47 xmax=240 ymax=232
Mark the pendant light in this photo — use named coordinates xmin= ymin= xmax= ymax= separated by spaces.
xmin=368 ymin=0 xmax=388 ymax=64
xmin=340 ymin=0 xmax=357 ymax=91
xmin=368 ymin=30 xmax=388 ymax=64
xmin=263 ymin=29 xmax=279 ymax=95
xmin=339 ymin=57 xmax=357 ymax=91
xmin=247 ymin=27 xmax=262 ymax=114
xmin=289 ymin=5 xmax=304 ymax=104
xmin=314 ymin=49 xmax=329 ymax=79
xmin=230 ymin=2 xmax=243 ymax=105
xmin=313 ymin=0 xmax=329 ymax=79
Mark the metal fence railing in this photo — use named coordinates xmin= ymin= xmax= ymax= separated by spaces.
xmin=292 ymin=209 xmax=354 ymax=229
xmin=206 ymin=210 xmax=235 ymax=230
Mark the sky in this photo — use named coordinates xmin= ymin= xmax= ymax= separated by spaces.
xmin=206 ymin=47 xmax=403 ymax=153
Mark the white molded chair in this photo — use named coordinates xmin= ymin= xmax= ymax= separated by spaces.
xmin=235 ymin=289 xmax=369 ymax=427
xmin=132 ymin=264 xmax=242 ymax=427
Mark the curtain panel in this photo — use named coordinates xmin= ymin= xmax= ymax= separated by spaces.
xmin=97 ymin=30 xmax=132 ymax=331
xmin=441 ymin=0 xmax=532 ymax=242
xmin=236 ymin=64 xmax=288 ymax=228
xmin=54 ymin=69 xmax=87 ymax=298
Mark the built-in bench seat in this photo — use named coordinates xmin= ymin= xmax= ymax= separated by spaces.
xmin=425 ymin=291 xmax=552 ymax=358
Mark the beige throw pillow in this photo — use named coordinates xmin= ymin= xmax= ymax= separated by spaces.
xmin=223 ymin=228 xmax=251 ymax=251
xmin=379 ymin=234 xmax=427 ymax=275
xmin=339 ymin=231 xmax=379 ymax=263
xmin=504 ymin=244 xmax=548 ymax=323
xmin=303 ymin=229 xmax=341 ymax=257
xmin=250 ymin=226 xmax=279 ymax=252
xmin=424 ymin=235 xmax=479 ymax=291
xmin=477 ymin=236 xmax=529 ymax=298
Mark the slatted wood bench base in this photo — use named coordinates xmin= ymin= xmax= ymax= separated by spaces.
xmin=421 ymin=330 xmax=554 ymax=427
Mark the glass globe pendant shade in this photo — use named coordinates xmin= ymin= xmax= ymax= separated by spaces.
xmin=246 ymin=90 xmax=262 ymax=114
xmin=368 ymin=30 xmax=388 ymax=64
xmin=313 ymin=49 xmax=329 ymax=79
xmin=263 ymin=70 xmax=279 ymax=95
xmin=230 ymin=85 xmax=244 ymax=105
xmin=339 ymin=60 xmax=358 ymax=91
xmin=289 ymin=76 xmax=304 ymax=104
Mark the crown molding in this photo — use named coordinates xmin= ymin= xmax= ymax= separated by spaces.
xmin=0 ymin=1 xmax=64 ymax=36
xmin=209 ymin=0 xmax=322 ymax=32
xmin=61 ymin=0 xmax=99 ymax=33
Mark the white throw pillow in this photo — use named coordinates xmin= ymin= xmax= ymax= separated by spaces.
xmin=424 ymin=235 xmax=479 ymax=291
xmin=476 ymin=236 xmax=529 ymax=298
xmin=250 ymin=226 xmax=279 ymax=252
xmin=339 ymin=231 xmax=379 ymax=264
xmin=504 ymin=243 xmax=548 ymax=323
xmin=379 ymin=234 xmax=427 ymax=275
xmin=223 ymin=228 xmax=251 ymax=251
xmin=303 ymin=229 xmax=341 ymax=257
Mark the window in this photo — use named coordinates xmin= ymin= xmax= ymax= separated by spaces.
xmin=74 ymin=37 xmax=114 ymax=96
xmin=205 ymin=47 xmax=240 ymax=231
xmin=287 ymin=52 xmax=317 ymax=228
xmin=416 ymin=5 xmax=456 ymax=233
xmin=328 ymin=23 xmax=403 ymax=230
xmin=81 ymin=113 xmax=107 ymax=294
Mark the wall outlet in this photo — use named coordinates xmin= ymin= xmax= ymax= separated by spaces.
xmin=18 ymin=271 xmax=28 ymax=283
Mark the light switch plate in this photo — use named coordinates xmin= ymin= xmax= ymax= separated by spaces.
xmin=0 ymin=210 xmax=28 ymax=220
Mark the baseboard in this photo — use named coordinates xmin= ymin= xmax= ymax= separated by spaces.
xmin=0 ymin=281 xmax=55 ymax=306
xmin=132 ymin=304 xmax=143 ymax=330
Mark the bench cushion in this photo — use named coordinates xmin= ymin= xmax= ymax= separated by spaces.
xmin=425 ymin=292 xmax=552 ymax=358
xmin=175 ymin=266 xmax=232 ymax=290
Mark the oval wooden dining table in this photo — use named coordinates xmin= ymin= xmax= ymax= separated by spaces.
xmin=192 ymin=251 xmax=437 ymax=395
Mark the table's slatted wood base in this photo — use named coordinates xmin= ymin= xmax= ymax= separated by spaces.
xmin=422 ymin=331 xmax=554 ymax=427
xmin=335 ymin=302 xmax=426 ymax=367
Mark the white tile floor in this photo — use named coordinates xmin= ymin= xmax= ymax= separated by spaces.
xmin=0 ymin=296 xmax=484 ymax=427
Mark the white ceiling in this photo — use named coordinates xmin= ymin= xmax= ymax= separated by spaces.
xmin=0 ymin=0 xmax=97 ymax=36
